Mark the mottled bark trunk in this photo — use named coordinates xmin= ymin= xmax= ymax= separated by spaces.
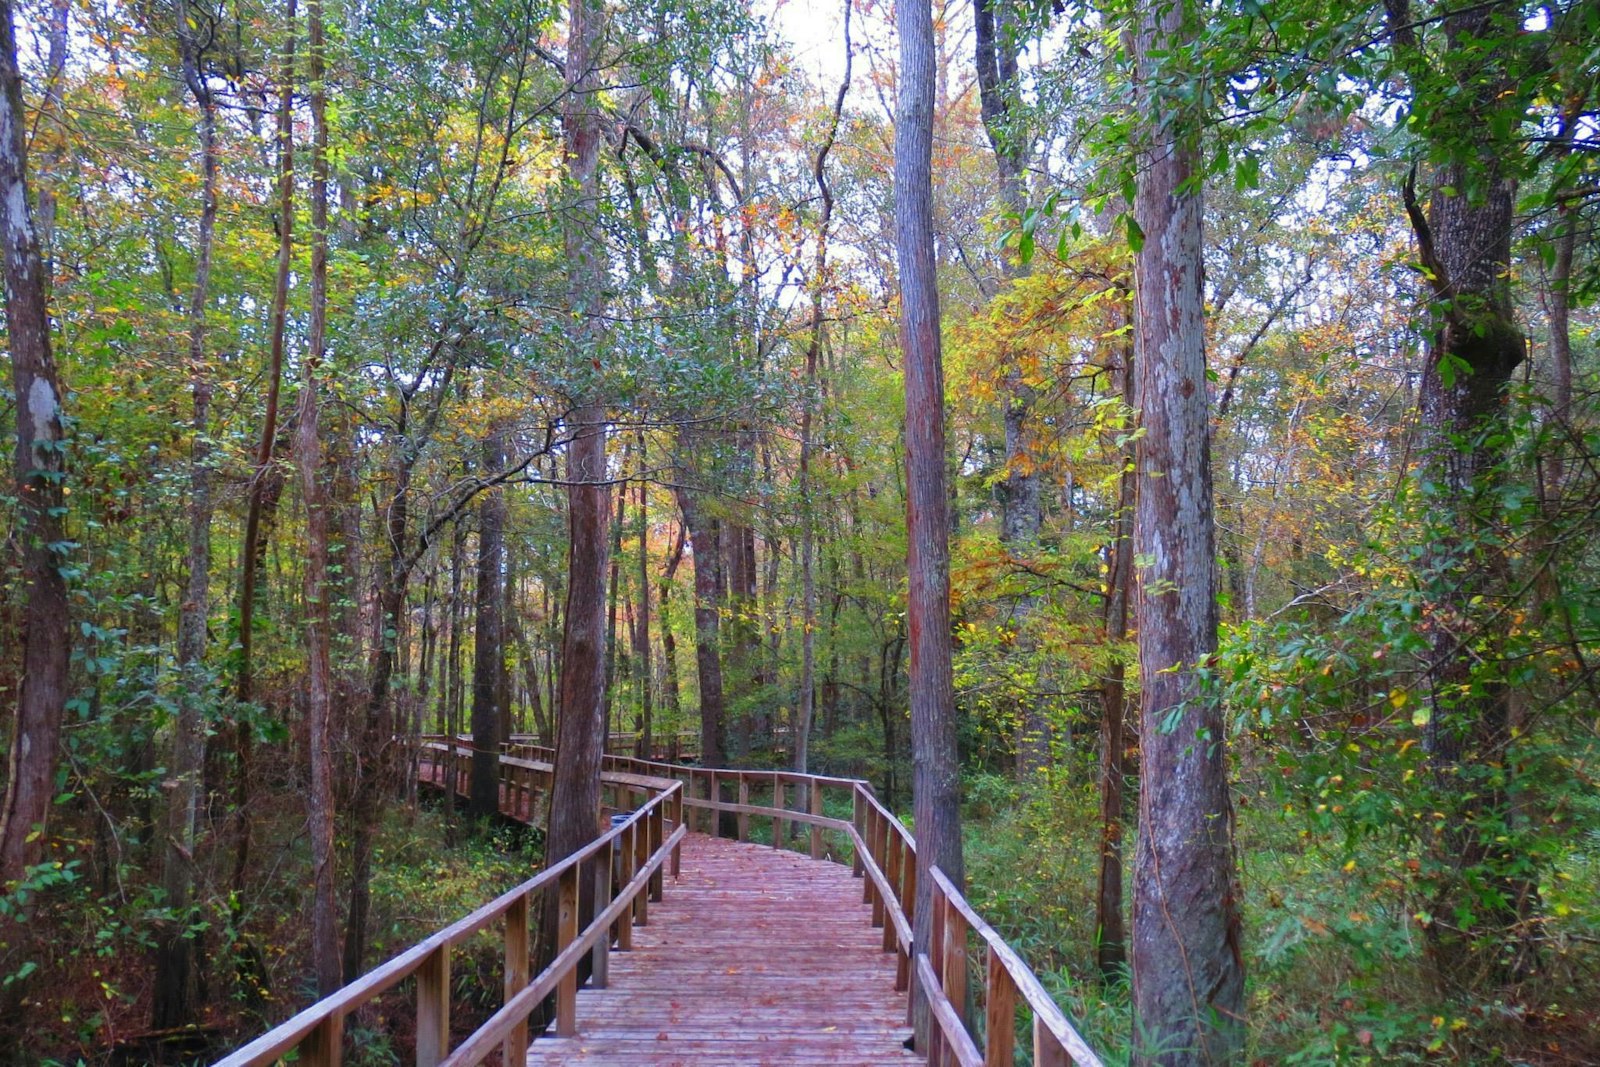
xmin=0 ymin=0 xmax=72 ymax=888
xmin=298 ymin=0 xmax=339 ymax=992
xmin=150 ymin=16 xmax=223 ymax=1026
xmin=470 ymin=426 xmax=506 ymax=821
xmin=544 ymin=0 xmax=610 ymax=876
xmin=1129 ymin=2 xmax=1245 ymax=1060
xmin=634 ymin=473 xmax=653 ymax=757
xmin=677 ymin=486 xmax=728 ymax=773
xmin=659 ymin=522 xmax=685 ymax=749
xmin=1096 ymin=316 xmax=1135 ymax=981
xmin=896 ymin=0 xmax=964 ymax=1042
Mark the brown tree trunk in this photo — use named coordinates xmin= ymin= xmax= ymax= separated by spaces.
xmin=896 ymin=0 xmax=965 ymax=1041
xmin=151 ymin=8 xmax=224 ymax=1027
xmin=544 ymin=0 xmax=611 ymax=875
xmin=1096 ymin=312 xmax=1135 ymax=981
xmin=796 ymin=6 xmax=851 ymax=773
xmin=1129 ymin=1 xmax=1245 ymax=1060
xmin=659 ymin=522 xmax=686 ymax=750
xmin=634 ymin=465 xmax=653 ymax=757
xmin=0 ymin=0 xmax=72 ymax=888
xmin=470 ymin=426 xmax=506 ymax=821
xmin=1406 ymin=8 xmax=1532 ymax=989
xmin=230 ymin=0 xmax=297 ymax=923
xmin=298 ymin=0 xmax=339 ymax=992
xmin=677 ymin=485 xmax=727 ymax=772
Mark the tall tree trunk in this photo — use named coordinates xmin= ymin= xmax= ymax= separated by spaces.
xmin=1396 ymin=0 xmax=1534 ymax=988
xmin=470 ymin=426 xmax=506 ymax=821
xmin=544 ymin=0 xmax=611 ymax=876
xmin=1129 ymin=1 xmax=1245 ymax=1060
xmin=896 ymin=0 xmax=964 ymax=1042
xmin=677 ymin=486 xmax=727 ymax=772
xmin=634 ymin=461 xmax=653 ymax=757
xmin=796 ymin=8 xmax=851 ymax=772
xmin=0 ymin=0 xmax=72 ymax=888
xmin=298 ymin=0 xmax=339 ymax=992
xmin=1096 ymin=311 xmax=1135 ymax=981
xmin=601 ymin=447 xmax=630 ymax=744
xmin=151 ymin=10 xmax=223 ymax=1027
xmin=659 ymin=522 xmax=685 ymax=752
xmin=231 ymin=0 xmax=297 ymax=924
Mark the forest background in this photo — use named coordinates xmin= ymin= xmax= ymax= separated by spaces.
xmin=0 ymin=0 xmax=1596 ymax=1063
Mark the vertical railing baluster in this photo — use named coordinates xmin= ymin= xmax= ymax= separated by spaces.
xmin=737 ymin=775 xmax=749 ymax=842
xmin=1034 ymin=1017 xmax=1069 ymax=1067
xmin=503 ymin=893 xmax=530 ymax=1063
xmin=774 ymin=775 xmax=786 ymax=850
xmin=416 ymin=943 xmax=450 ymax=1067
xmin=670 ymin=786 xmax=683 ymax=877
xmin=811 ymin=780 xmax=824 ymax=860
xmin=616 ymin=821 xmax=635 ymax=952
xmin=591 ymin=851 xmax=612 ymax=988
xmin=633 ymin=812 xmax=650 ymax=926
xmin=302 ymin=1013 xmax=344 ymax=1067
xmin=984 ymin=949 xmax=1016 ymax=1067
xmin=556 ymin=865 xmax=579 ymax=1037
xmin=649 ymin=800 xmax=664 ymax=901
xmin=883 ymin=832 xmax=902 ymax=951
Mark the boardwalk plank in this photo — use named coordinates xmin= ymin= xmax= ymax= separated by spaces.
xmin=525 ymin=832 xmax=920 ymax=1066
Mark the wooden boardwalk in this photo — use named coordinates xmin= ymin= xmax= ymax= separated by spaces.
xmin=525 ymin=831 xmax=919 ymax=1066
xmin=221 ymin=744 xmax=1101 ymax=1067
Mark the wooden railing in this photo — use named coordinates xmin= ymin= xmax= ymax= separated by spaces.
xmin=508 ymin=745 xmax=1103 ymax=1067
xmin=215 ymin=752 xmax=684 ymax=1067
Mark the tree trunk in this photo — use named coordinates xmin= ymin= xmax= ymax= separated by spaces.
xmin=298 ymin=0 xmax=339 ymax=991
xmin=1129 ymin=2 xmax=1245 ymax=1060
xmin=150 ymin=13 xmax=224 ymax=1026
xmin=544 ymin=0 xmax=610 ymax=877
xmin=895 ymin=0 xmax=965 ymax=1042
xmin=1096 ymin=312 xmax=1135 ymax=981
xmin=1407 ymin=7 xmax=1532 ymax=989
xmin=470 ymin=426 xmax=506 ymax=821
xmin=659 ymin=522 xmax=686 ymax=752
xmin=0 ymin=0 xmax=72 ymax=888
xmin=677 ymin=486 xmax=728 ymax=772
xmin=634 ymin=465 xmax=653 ymax=757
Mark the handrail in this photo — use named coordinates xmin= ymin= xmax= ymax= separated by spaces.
xmin=215 ymin=751 xmax=683 ymax=1067
xmin=508 ymin=744 xmax=1102 ymax=1066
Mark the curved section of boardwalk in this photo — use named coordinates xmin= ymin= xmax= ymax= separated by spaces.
xmin=526 ymin=831 xmax=920 ymax=1066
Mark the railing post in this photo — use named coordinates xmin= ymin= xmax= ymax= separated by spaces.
xmin=416 ymin=943 xmax=450 ymax=1067
xmin=302 ymin=1013 xmax=344 ymax=1067
xmin=984 ymin=950 xmax=1017 ymax=1067
xmin=852 ymin=789 xmax=865 ymax=878
xmin=882 ymin=831 xmax=901 ymax=949
xmin=774 ymin=776 xmax=786 ymax=850
xmin=616 ymin=821 xmax=635 ymax=952
xmin=633 ymin=813 xmax=650 ymax=926
xmin=942 ymin=897 xmax=969 ymax=1031
xmin=811 ymin=780 xmax=824 ymax=860
xmin=737 ymin=775 xmax=749 ymax=842
xmin=504 ymin=893 xmax=530 ymax=1063
xmin=670 ymin=786 xmax=683 ymax=877
xmin=1034 ymin=1017 xmax=1070 ymax=1067
xmin=591 ymin=851 xmax=612 ymax=989
xmin=649 ymin=800 xmax=664 ymax=902
xmin=556 ymin=864 xmax=579 ymax=1037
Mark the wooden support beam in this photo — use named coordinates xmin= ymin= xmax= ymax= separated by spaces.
xmin=503 ymin=894 xmax=530 ymax=1063
xmin=416 ymin=943 xmax=450 ymax=1067
xmin=556 ymin=865 xmax=579 ymax=1037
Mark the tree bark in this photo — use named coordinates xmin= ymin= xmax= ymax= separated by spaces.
xmin=1096 ymin=309 xmax=1135 ymax=981
xmin=298 ymin=0 xmax=339 ymax=992
xmin=151 ymin=7 xmax=223 ymax=1026
xmin=470 ymin=425 xmax=506 ymax=821
xmin=0 ymin=0 xmax=72 ymax=888
xmin=1398 ymin=1 xmax=1534 ymax=989
xmin=544 ymin=0 xmax=611 ymax=875
xmin=1129 ymin=1 xmax=1245 ymax=1060
xmin=896 ymin=0 xmax=965 ymax=1042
